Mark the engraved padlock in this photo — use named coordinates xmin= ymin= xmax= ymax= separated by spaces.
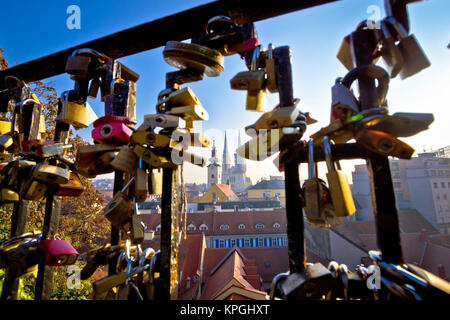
xmin=111 ymin=145 xmax=139 ymax=174
xmin=331 ymin=78 xmax=360 ymax=121
xmin=32 ymin=162 xmax=70 ymax=185
xmin=251 ymin=104 xmax=299 ymax=131
xmin=323 ymin=136 xmax=356 ymax=217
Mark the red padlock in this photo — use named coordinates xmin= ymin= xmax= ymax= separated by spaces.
xmin=22 ymin=139 xmax=68 ymax=157
xmin=91 ymin=116 xmax=133 ymax=145
xmin=38 ymin=239 xmax=79 ymax=266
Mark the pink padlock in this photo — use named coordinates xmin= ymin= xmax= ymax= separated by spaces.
xmin=38 ymin=239 xmax=79 ymax=266
xmin=91 ymin=116 xmax=133 ymax=145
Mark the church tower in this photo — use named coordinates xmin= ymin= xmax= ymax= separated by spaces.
xmin=207 ymin=140 xmax=221 ymax=189
xmin=221 ymin=131 xmax=230 ymax=184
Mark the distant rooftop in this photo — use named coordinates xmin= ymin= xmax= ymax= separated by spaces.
xmin=248 ymin=180 xmax=285 ymax=190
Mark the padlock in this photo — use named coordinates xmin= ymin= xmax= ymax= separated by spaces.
xmin=365 ymin=112 xmax=434 ymax=138
xmin=303 ymin=139 xmax=342 ymax=228
xmin=92 ymin=121 xmax=133 ymax=145
xmin=380 ymin=20 xmax=404 ymax=78
xmin=131 ymin=131 xmax=172 ymax=148
xmin=13 ymin=99 xmax=41 ymax=140
xmin=111 ymin=146 xmax=139 ymax=174
xmin=37 ymin=239 xmax=79 ymax=266
xmin=0 ymin=120 xmax=11 ymax=135
xmin=21 ymin=139 xmax=69 ymax=157
xmin=0 ymin=188 xmax=19 ymax=204
xmin=124 ymin=199 xmax=144 ymax=244
xmin=384 ymin=17 xmax=431 ymax=80
xmin=77 ymin=143 xmax=118 ymax=159
xmin=355 ymin=129 xmax=414 ymax=159
xmin=65 ymin=55 xmax=91 ymax=78
xmin=32 ymin=162 xmax=70 ymax=185
xmin=280 ymin=263 xmax=336 ymax=300
xmin=76 ymin=146 xmax=118 ymax=178
xmin=143 ymin=114 xmax=186 ymax=129
xmin=93 ymin=272 xmax=127 ymax=299
xmin=251 ymin=105 xmax=299 ymax=130
xmin=39 ymin=114 xmax=46 ymax=135
xmin=336 ymin=35 xmax=354 ymax=71
xmin=323 ymin=136 xmax=356 ymax=217
xmin=237 ymin=128 xmax=286 ymax=161
xmin=22 ymin=180 xmax=47 ymax=201
xmin=171 ymin=147 xmax=206 ymax=167
xmin=170 ymin=129 xmax=210 ymax=148
xmin=103 ymin=178 xmax=135 ymax=230
xmin=265 ymin=43 xmax=278 ymax=93
xmin=0 ymin=135 xmax=13 ymax=150
xmin=104 ymin=80 xmax=137 ymax=123
xmin=143 ymin=148 xmax=176 ymax=169
xmin=161 ymin=87 xmax=201 ymax=108
xmin=169 ymin=105 xmax=209 ymax=122
xmin=55 ymin=172 xmax=85 ymax=197
xmin=149 ymin=169 xmax=163 ymax=195
xmin=163 ymin=41 xmax=224 ymax=77
xmin=56 ymin=91 xmax=89 ymax=129
xmin=135 ymin=165 xmax=148 ymax=203
xmin=0 ymin=237 xmax=40 ymax=278
xmin=331 ymin=79 xmax=360 ymax=121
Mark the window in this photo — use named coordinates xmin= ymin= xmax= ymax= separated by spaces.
xmin=448 ymin=182 xmax=450 ymax=188
xmin=199 ymin=224 xmax=208 ymax=231
xmin=434 ymin=183 xmax=438 ymax=188
xmin=219 ymin=240 xmax=224 ymax=248
xmin=444 ymin=194 xmax=448 ymax=200
xmin=255 ymin=223 xmax=265 ymax=229
xmin=211 ymin=174 xmax=214 ymax=179
xmin=394 ymin=182 xmax=401 ymax=188
xmin=155 ymin=224 xmax=161 ymax=232
xmin=272 ymin=238 xmax=277 ymax=246
xmin=437 ymin=194 xmax=440 ymax=200
xmin=442 ymin=182 xmax=446 ymax=188
xmin=238 ymin=223 xmax=245 ymax=230
xmin=187 ymin=223 xmax=196 ymax=232
xmin=244 ymin=239 xmax=250 ymax=247
xmin=220 ymin=224 xmax=229 ymax=231
xmin=283 ymin=237 xmax=288 ymax=246
xmin=273 ymin=222 xmax=281 ymax=229
xmin=258 ymin=238 xmax=263 ymax=247
xmin=212 ymin=192 xmax=218 ymax=203
xmin=231 ymin=239 xmax=236 ymax=247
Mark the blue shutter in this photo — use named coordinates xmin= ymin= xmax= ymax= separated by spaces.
xmin=278 ymin=237 xmax=282 ymax=246
xmin=227 ymin=239 xmax=231 ymax=248
xmin=263 ymin=238 xmax=267 ymax=247
xmin=242 ymin=238 xmax=245 ymax=247
xmin=215 ymin=239 xmax=219 ymax=248
xmin=236 ymin=239 xmax=240 ymax=247
xmin=250 ymin=238 xmax=254 ymax=247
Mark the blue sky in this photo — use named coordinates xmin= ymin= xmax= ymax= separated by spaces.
xmin=1 ymin=0 xmax=449 ymax=183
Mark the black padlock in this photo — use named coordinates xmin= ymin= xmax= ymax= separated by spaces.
xmin=280 ymin=263 xmax=335 ymax=300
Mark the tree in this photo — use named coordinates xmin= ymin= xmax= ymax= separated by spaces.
xmin=0 ymin=47 xmax=110 ymax=299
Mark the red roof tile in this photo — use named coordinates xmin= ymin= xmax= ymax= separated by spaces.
xmin=215 ymin=184 xmax=239 ymax=200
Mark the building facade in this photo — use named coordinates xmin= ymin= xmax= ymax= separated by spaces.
xmin=247 ymin=179 xmax=286 ymax=207
xmin=351 ymin=152 xmax=450 ymax=234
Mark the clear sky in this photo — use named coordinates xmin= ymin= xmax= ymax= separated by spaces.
xmin=1 ymin=0 xmax=449 ymax=184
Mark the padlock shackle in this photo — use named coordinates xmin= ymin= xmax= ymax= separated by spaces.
xmin=251 ymin=45 xmax=261 ymax=71
xmin=323 ymin=136 xmax=335 ymax=172
xmin=71 ymin=48 xmax=111 ymax=63
xmin=307 ymin=139 xmax=315 ymax=179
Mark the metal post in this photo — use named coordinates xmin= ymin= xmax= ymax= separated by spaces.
xmin=156 ymin=167 xmax=179 ymax=300
xmin=275 ymin=46 xmax=306 ymax=272
xmin=350 ymin=27 xmax=404 ymax=264
xmin=108 ymin=171 xmax=123 ymax=275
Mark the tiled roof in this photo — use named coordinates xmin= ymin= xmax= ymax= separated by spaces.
xmin=215 ymin=184 xmax=239 ymax=201
xmin=398 ymin=209 xmax=439 ymax=234
xmin=248 ymin=180 xmax=285 ymax=190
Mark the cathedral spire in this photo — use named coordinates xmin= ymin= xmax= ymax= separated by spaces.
xmin=222 ymin=131 xmax=230 ymax=171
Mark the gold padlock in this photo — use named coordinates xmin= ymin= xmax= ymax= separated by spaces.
xmin=251 ymin=105 xmax=299 ymax=131
xmin=32 ymin=163 xmax=70 ymax=185
xmin=0 ymin=120 xmax=11 ymax=135
xmin=0 ymin=188 xmax=19 ymax=205
xmin=323 ymin=136 xmax=356 ymax=218
xmin=22 ymin=180 xmax=47 ymax=201
xmin=169 ymin=105 xmax=209 ymax=122
xmin=135 ymin=167 xmax=148 ymax=203
xmin=143 ymin=148 xmax=175 ymax=169
xmin=131 ymin=131 xmax=172 ymax=148
xmin=143 ymin=114 xmax=185 ymax=129
xmin=149 ymin=169 xmax=163 ymax=195
xmin=265 ymin=44 xmax=278 ymax=93
xmin=102 ymin=178 xmax=134 ymax=230
xmin=39 ymin=114 xmax=46 ymax=135
xmin=111 ymin=146 xmax=138 ymax=174
xmin=55 ymin=172 xmax=85 ymax=197
xmin=170 ymin=129 xmax=210 ymax=148
xmin=237 ymin=129 xmax=285 ymax=161
xmin=56 ymin=91 xmax=89 ymax=129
